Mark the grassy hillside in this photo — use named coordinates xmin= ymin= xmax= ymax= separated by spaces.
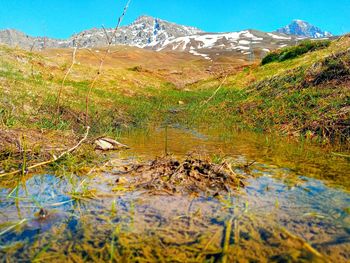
xmin=184 ymin=36 xmax=350 ymax=143
xmin=0 ymin=35 xmax=349 ymax=150
xmin=0 ymin=44 xmax=248 ymax=132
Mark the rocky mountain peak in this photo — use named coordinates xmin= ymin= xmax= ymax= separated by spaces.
xmin=132 ymin=15 xmax=155 ymax=23
xmin=276 ymin=20 xmax=333 ymax=38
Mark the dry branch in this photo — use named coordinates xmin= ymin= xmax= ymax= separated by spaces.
xmin=85 ymin=0 xmax=131 ymax=125
xmin=200 ymin=75 xmax=228 ymax=107
xmin=0 ymin=126 xmax=90 ymax=178
xmin=56 ymin=43 xmax=78 ymax=117
xmin=102 ymin=25 xmax=111 ymax=45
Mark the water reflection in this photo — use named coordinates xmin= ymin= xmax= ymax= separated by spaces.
xmin=0 ymin=127 xmax=349 ymax=261
xmin=119 ymin=126 xmax=350 ymax=189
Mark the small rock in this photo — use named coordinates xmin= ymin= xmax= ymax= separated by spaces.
xmin=38 ymin=208 xmax=49 ymax=220
xmin=94 ymin=137 xmax=129 ymax=151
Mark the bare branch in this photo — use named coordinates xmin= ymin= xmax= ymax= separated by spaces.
xmin=200 ymin=75 xmax=228 ymax=107
xmin=85 ymin=0 xmax=131 ymax=125
xmin=56 ymin=44 xmax=78 ymax=117
xmin=0 ymin=126 xmax=90 ymax=178
xmin=102 ymin=25 xmax=111 ymax=45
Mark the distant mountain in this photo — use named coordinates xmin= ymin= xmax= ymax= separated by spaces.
xmin=0 ymin=16 xmax=203 ymax=50
xmin=157 ymin=30 xmax=299 ymax=60
xmin=0 ymin=29 xmax=64 ymax=50
xmin=68 ymin=16 xmax=302 ymax=58
xmin=276 ymin=20 xmax=332 ymax=38
xmin=0 ymin=16 xmax=333 ymax=61
xmin=72 ymin=15 xmax=203 ymax=49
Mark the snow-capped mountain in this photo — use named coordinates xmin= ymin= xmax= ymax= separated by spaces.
xmin=276 ymin=20 xmax=332 ymax=38
xmin=71 ymin=15 xmax=203 ymax=49
xmin=0 ymin=16 xmax=333 ymax=61
xmin=0 ymin=16 xmax=203 ymax=50
xmin=156 ymin=30 xmax=299 ymax=60
xmin=69 ymin=17 xmax=300 ymax=57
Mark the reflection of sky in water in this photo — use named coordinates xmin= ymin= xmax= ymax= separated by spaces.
xmin=0 ymin=170 xmax=348 ymax=247
xmin=0 ymin=127 xmax=349 ymax=260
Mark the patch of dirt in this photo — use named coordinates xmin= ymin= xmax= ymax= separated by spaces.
xmin=114 ymin=155 xmax=246 ymax=196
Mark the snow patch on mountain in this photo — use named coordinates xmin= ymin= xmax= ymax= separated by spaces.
xmin=267 ymin=33 xmax=291 ymax=40
xmin=0 ymin=15 xmax=334 ymax=62
xmin=158 ymin=30 xmax=264 ymax=52
xmin=189 ymin=47 xmax=211 ymax=60
xmin=68 ymin=15 xmax=203 ymax=49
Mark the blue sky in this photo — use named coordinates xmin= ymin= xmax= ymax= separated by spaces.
xmin=0 ymin=0 xmax=349 ymax=38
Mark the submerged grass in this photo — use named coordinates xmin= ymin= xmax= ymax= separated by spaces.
xmin=0 ymin=125 xmax=349 ymax=262
xmin=2 ymin=184 xmax=343 ymax=262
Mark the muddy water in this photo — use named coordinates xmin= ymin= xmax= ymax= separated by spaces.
xmin=0 ymin=126 xmax=349 ymax=262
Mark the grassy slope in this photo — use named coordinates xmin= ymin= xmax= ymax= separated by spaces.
xmin=185 ymin=36 xmax=350 ymax=143
xmin=0 ymin=36 xmax=349 ymax=145
xmin=0 ymin=44 xmax=248 ymax=133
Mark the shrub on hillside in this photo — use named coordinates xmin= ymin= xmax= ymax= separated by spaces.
xmin=261 ymin=40 xmax=331 ymax=65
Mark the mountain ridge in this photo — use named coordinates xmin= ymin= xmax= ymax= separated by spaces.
xmin=0 ymin=16 xmax=334 ymax=61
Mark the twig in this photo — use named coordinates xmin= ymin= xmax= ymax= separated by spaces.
xmin=83 ymin=47 xmax=103 ymax=60
xmin=200 ymin=75 xmax=227 ymax=107
xmin=29 ymin=41 xmax=38 ymax=80
xmin=244 ymin=160 xmax=256 ymax=168
xmin=30 ymin=39 xmax=37 ymax=52
xmin=85 ymin=0 xmax=131 ymax=126
xmin=56 ymin=39 xmax=79 ymax=118
xmin=21 ymin=135 xmax=27 ymax=176
xmin=0 ymin=126 xmax=90 ymax=178
xmin=102 ymin=25 xmax=111 ymax=45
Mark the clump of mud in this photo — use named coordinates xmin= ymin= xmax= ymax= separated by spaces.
xmin=116 ymin=155 xmax=246 ymax=196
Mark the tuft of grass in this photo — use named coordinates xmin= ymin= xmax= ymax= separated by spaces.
xmin=262 ymin=39 xmax=331 ymax=65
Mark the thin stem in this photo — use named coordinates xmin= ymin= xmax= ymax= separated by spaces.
xmin=85 ymin=0 xmax=131 ymax=126
xmin=0 ymin=126 xmax=90 ymax=178
xmin=56 ymin=45 xmax=78 ymax=119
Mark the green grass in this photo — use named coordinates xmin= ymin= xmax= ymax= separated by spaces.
xmin=0 ymin=36 xmax=349 ymax=145
xmin=236 ymin=50 xmax=350 ymax=142
xmin=261 ymin=39 xmax=331 ymax=65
